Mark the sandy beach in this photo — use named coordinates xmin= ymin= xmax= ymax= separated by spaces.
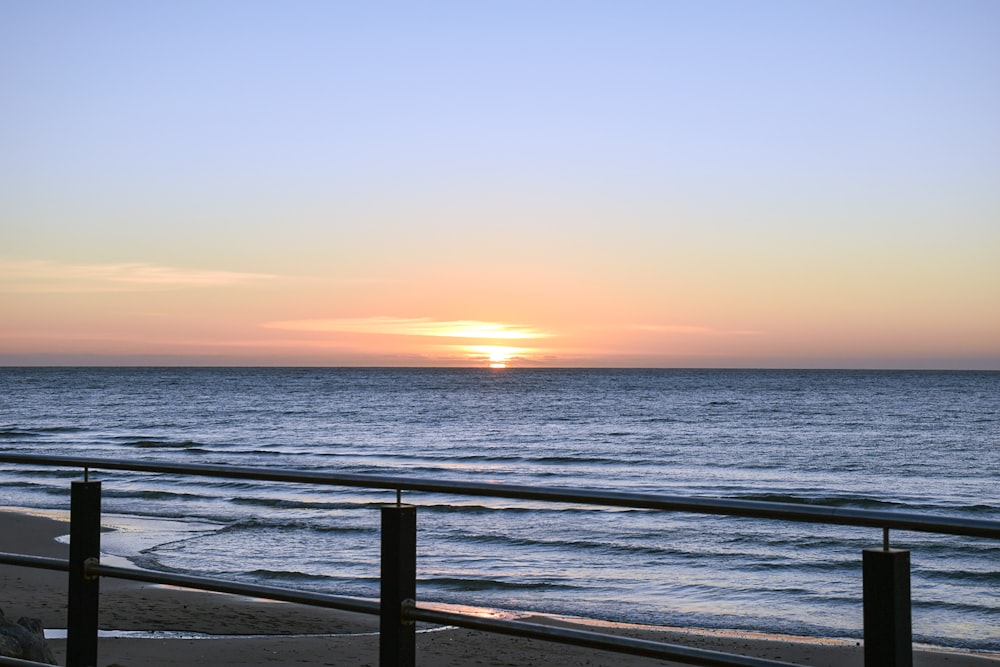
xmin=1 ymin=509 xmax=995 ymax=667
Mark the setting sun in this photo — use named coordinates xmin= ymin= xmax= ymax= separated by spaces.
xmin=468 ymin=345 xmax=520 ymax=368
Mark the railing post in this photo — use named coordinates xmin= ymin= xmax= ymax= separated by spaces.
xmin=67 ymin=481 xmax=101 ymax=667
xmin=380 ymin=504 xmax=416 ymax=667
xmin=863 ymin=547 xmax=912 ymax=667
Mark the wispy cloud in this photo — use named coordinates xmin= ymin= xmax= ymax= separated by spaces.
xmin=630 ymin=324 xmax=763 ymax=336
xmin=0 ymin=259 xmax=277 ymax=292
xmin=262 ymin=316 xmax=550 ymax=340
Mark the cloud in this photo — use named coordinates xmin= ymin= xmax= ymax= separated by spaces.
xmin=261 ymin=317 xmax=550 ymax=340
xmin=630 ymin=324 xmax=763 ymax=336
xmin=0 ymin=259 xmax=277 ymax=292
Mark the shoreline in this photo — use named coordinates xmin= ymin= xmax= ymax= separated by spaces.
xmin=1 ymin=509 xmax=996 ymax=666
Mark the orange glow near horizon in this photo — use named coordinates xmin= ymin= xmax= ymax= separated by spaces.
xmin=465 ymin=345 xmax=525 ymax=368
xmin=2 ymin=256 xmax=999 ymax=368
xmin=261 ymin=317 xmax=549 ymax=341
xmin=259 ymin=317 xmax=551 ymax=367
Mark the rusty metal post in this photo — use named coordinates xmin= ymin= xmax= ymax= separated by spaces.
xmin=863 ymin=547 xmax=912 ymax=667
xmin=380 ymin=504 xmax=416 ymax=667
xmin=67 ymin=480 xmax=101 ymax=667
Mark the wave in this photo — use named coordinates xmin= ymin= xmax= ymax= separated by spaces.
xmin=419 ymin=577 xmax=578 ymax=592
xmin=904 ymin=539 xmax=1000 ymax=556
xmin=3 ymin=482 xmax=69 ymax=499
xmin=740 ymin=559 xmax=859 ymax=574
xmin=919 ymin=569 xmax=1000 ymax=585
xmin=913 ymin=598 xmax=1000 ymax=619
xmin=217 ymin=517 xmax=374 ymax=535
xmin=733 ymin=493 xmax=906 ymax=508
xmin=419 ymin=503 xmax=537 ymax=515
xmin=229 ymin=496 xmax=381 ymax=511
xmin=121 ymin=439 xmax=211 ymax=451
xmin=443 ymin=532 xmax=696 ymax=559
xmin=103 ymin=488 xmax=207 ymax=502
xmin=244 ymin=569 xmax=348 ymax=584
xmin=0 ymin=479 xmax=80 ymax=494
xmin=378 ymin=452 xmax=524 ymax=464
xmin=532 ymin=455 xmax=625 ymax=465
xmin=419 ymin=503 xmax=607 ymax=516
xmin=725 ymin=494 xmax=999 ymax=523
xmin=0 ymin=467 xmax=90 ymax=480
xmin=219 ymin=448 xmax=286 ymax=457
xmin=0 ymin=428 xmax=41 ymax=439
xmin=0 ymin=425 xmax=87 ymax=438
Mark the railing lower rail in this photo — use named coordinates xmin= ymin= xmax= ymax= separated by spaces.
xmin=404 ymin=604 xmax=802 ymax=667
xmin=0 ymin=453 xmax=997 ymax=667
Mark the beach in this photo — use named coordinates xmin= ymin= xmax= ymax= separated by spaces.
xmin=1 ymin=510 xmax=995 ymax=667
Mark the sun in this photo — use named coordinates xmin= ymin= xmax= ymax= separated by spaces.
xmin=488 ymin=352 xmax=510 ymax=368
xmin=488 ymin=347 xmax=512 ymax=369
xmin=468 ymin=345 xmax=518 ymax=369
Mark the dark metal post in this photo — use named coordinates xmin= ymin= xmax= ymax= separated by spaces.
xmin=380 ymin=504 xmax=416 ymax=667
xmin=67 ymin=481 xmax=101 ymax=667
xmin=863 ymin=547 xmax=912 ymax=667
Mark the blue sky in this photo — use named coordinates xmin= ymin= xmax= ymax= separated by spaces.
xmin=3 ymin=1 xmax=999 ymax=367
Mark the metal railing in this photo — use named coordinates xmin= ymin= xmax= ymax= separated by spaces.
xmin=0 ymin=453 xmax=997 ymax=667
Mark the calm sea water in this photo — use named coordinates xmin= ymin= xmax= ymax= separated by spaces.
xmin=0 ymin=368 xmax=997 ymax=650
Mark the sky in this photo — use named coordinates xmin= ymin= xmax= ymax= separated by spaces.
xmin=2 ymin=1 xmax=999 ymax=369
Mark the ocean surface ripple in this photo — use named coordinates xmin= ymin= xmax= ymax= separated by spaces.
xmin=1 ymin=367 xmax=997 ymax=650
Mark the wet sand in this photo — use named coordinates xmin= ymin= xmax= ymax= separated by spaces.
xmin=1 ymin=510 xmax=995 ymax=666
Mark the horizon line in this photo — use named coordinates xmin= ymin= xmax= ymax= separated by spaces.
xmin=2 ymin=363 xmax=998 ymax=373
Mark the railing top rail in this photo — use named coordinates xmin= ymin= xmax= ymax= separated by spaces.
xmin=1 ymin=453 xmax=997 ymax=539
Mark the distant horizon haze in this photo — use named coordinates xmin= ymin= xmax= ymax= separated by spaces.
xmin=2 ymin=355 xmax=998 ymax=371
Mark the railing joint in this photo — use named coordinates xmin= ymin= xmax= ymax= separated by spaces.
xmin=83 ymin=556 xmax=100 ymax=582
xmin=401 ymin=598 xmax=416 ymax=627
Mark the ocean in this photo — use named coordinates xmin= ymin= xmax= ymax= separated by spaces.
xmin=0 ymin=367 xmax=997 ymax=650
